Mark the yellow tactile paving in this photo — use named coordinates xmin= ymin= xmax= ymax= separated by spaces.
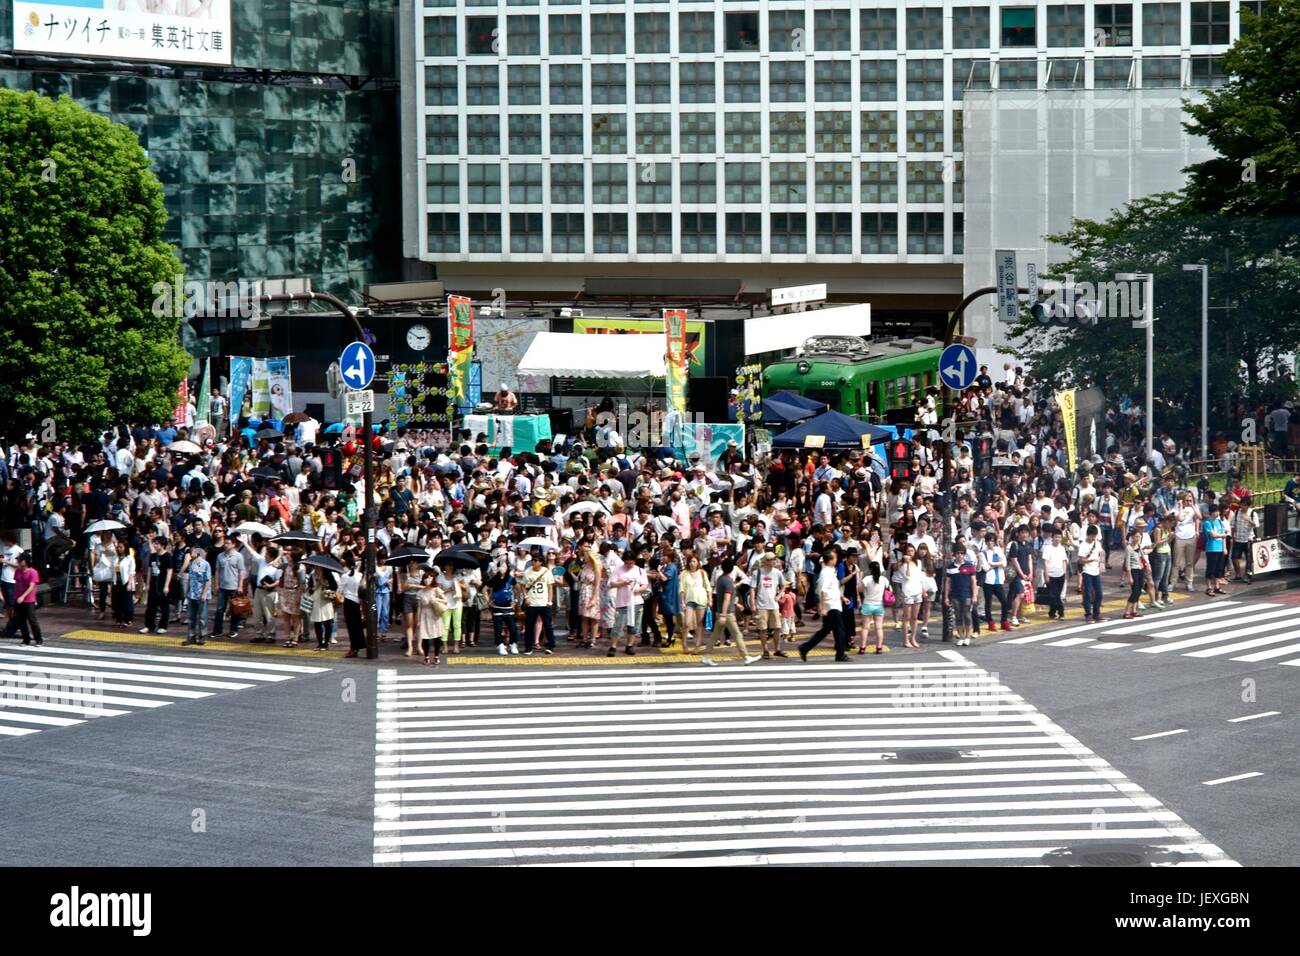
xmin=60 ymin=629 xmax=350 ymax=659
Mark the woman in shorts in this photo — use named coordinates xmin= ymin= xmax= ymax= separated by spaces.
xmin=858 ymin=561 xmax=891 ymax=654
xmin=400 ymin=561 xmax=424 ymax=657
xmin=678 ymin=551 xmax=711 ymax=654
xmin=898 ymin=545 xmax=925 ymax=649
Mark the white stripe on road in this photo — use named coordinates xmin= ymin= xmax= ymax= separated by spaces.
xmin=1202 ymin=772 xmax=1263 ymax=786
xmin=0 ymin=661 xmax=252 ymax=691
xmin=1227 ymin=711 xmax=1280 ymax=723
xmin=1000 ymin=602 xmax=1244 ymax=643
xmin=0 ymin=650 xmax=292 ymax=682
xmin=0 ymin=671 xmax=210 ymax=700
xmin=1044 ymin=637 xmax=1096 ymax=647
xmin=0 ymin=698 xmax=128 ymax=718
xmin=1184 ymin=631 xmax=1300 ymax=658
xmin=1128 ymin=607 xmax=1300 ymax=642
xmin=1131 ymin=729 xmax=1188 ymax=741
xmin=1233 ymin=643 xmax=1300 ymax=663
xmin=0 ymin=724 xmax=39 ymax=736
xmin=21 ymin=643 xmax=331 ymax=674
xmin=1137 ymin=619 xmax=1300 ymax=655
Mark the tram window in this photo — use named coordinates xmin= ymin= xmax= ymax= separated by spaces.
xmin=806 ymin=388 xmax=840 ymax=412
xmin=908 ymin=374 xmax=919 ymax=402
xmin=868 ymin=381 xmax=880 ymax=417
xmin=884 ymin=379 xmax=895 ymax=408
xmin=896 ymin=377 xmax=907 ymax=405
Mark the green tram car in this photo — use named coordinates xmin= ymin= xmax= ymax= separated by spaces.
xmin=761 ymin=335 xmax=945 ymax=423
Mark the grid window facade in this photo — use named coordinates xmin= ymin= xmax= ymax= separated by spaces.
xmin=725 ymin=12 xmax=762 ymax=52
xmin=906 ymin=110 xmax=944 ymax=152
xmin=550 ymin=113 xmax=584 ymax=154
xmin=952 ymin=58 xmax=992 ymax=98
xmin=816 ymin=60 xmax=852 ymax=101
xmin=1142 ymin=3 xmax=1180 ymax=45
xmin=1046 ymin=5 xmax=1086 ymax=46
xmin=636 ymin=63 xmax=671 ymax=104
xmin=424 ymin=17 xmax=457 ymax=57
xmin=426 ymin=113 xmax=458 ymax=154
xmin=680 ymin=62 xmax=717 ymax=103
xmin=907 ymin=211 xmax=944 ymax=254
xmin=510 ymin=165 xmax=543 ymax=204
xmin=468 ymin=212 xmax=501 ymax=253
xmin=593 ymin=212 xmax=628 ymax=253
xmin=815 ymin=162 xmax=852 ymax=203
xmin=680 ymin=212 xmax=717 ymax=254
xmin=467 ymin=114 xmax=500 ymax=153
xmin=551 ymin=163 xmax=585 ymax=203
xmin=1001 ymin=6 xmax=1037 ymax=46
xmin=1190 ymin=2 xmax=1230 ymax=44
xmin=638 ymin=212 xmax=673 ymax=253
xmin=861 ymin=59 xmax=898 ymax=100
xmin=770 ymin=212 xmax=807 ymax=254
xmin=466 ymin=16 xmax=498 ymax=55
xmin=862 ymin=161 xmax=899 ymax=202
xmin=635 ymin=12 xmax=670 ymax=54
xmin=860 ymin=8 xmax=898 ymax=50
xmin=426 ymin=164 xmax=459 ymax=204
xmin=815 ymin=9 xmax=852 ymax=51
xmin=680 ymin=163 xmax=717 ymax=202
xmin=551 ymin=213 xmax=585 ymax=253
xmin=592 ymin=113 xmax=628 ymax=153
xmin=999 ymin=59 xmax=1038 ymax=89
xmin=466 ymin=64 xmax=499 ymax=106
xmin=427 ymin=212 xmax=460 ymax=253
xmin=1095 ymin=56 xmax=1135 ymax=87
xmin=770 ymin=111 xmax=806 ymax=153
xmin=680 ymin=112 xmax=716 ymax=152
xmin=725 ymin=162 xmax=762 ymax=203
xmin=817 ymin=211 xmax=853 ymax=254
xmin=592 ymin=63 xmax=627 ymax=105
xmin=862 ymin=212 xmax=899 ymax=254
xmin=1094 ymin=4 xmax=1134 ymax=46
xmin=467 ymin=165 xmax=501 ymax=204
xmin=726 ymin=212 xmax=762 ymax=254
xmin=637 ymin=163 xmax=672 ymax=203
xmin=680 ymin=11 xmax=716 ymax=53
xmin=592 ymin=164 xmax=628 ymax=204
xmin=550 ymin=63 xmax=583 ymax=104
xmin=508 ymin=15 xmax=540 ymax=55
xmin=770 ymin=60 xmax=806 ymax=103
xmin=1190 ymin=55 xmax=1228 ymax=86
xmin=862 ymin=110 xmax=899 ymax=152
xmin=725 ymin=62 xmax=761 ymax=102
xmin=725 ymin=112 xmax=762 ymax=152
xmin=425 ymin=66 xmax=457 ymax=106
xmin=591 ymin=13 xmax=626 ymax=54
xmin=509 ymin=114 xmax=542 ymax=153
xmin=770 ymin=161 xmax=807 ymax=203
xmin=549 ymin=14 xmax=582 ymax=54
xmin=1047 ymin=57 xmax=1085 ymax=87
xmin=952 ymin=7 xmax=991 ymax=48
xmin=906 ymin=8 xmax=945 ymax=49
xmin=1142 ymin=55 xmax=1182 ymax=87
xmin=769 ymin=10 xmax=806 ymax=52
xmin=507 ymin=64 xmax=541 ymax=105
xmin=815 ymin=111 xmax=852 ymax=152
xmin=907 ymin=59 xmax=944 ymax=100
xmin=907 ymin=160 xmax=945 ymax=203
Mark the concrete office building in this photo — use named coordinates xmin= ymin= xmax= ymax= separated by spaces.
xmin=401 ymin=1 xmax=1248 ymax=336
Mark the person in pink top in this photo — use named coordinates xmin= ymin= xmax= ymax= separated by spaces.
xmin=13 ymin=552 xmax=43 ymax=646
xmin=607 ymin=550 xmax=649 ymax=658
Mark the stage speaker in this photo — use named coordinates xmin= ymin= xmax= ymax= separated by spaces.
xmin=546 ymin=407 xmax=573 ymax=439
xmin=689 ymin=377 xmax=729 ymax=423
xmin=1263 ymin=502 xmax=1287 ymax=538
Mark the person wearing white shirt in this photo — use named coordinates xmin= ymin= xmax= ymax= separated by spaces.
xmin=1040 ymin=529 xmax=1069 ymax=619
xmin=1172 ymin=492 xmax=1200 ymax=590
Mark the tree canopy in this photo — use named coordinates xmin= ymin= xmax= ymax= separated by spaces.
xmin=0 ymin=89 xmax=190 ymax=442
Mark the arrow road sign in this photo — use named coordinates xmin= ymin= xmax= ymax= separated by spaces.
xmin=340 ymin=341 xmax=376 ymax=391
xmin=939 ymin=343 xmax=977 ymax=390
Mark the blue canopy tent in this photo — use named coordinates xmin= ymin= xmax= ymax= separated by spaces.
xmin=729 ymin=390 xmax=828 ymax=425
xmin=771 ymin=410 xmax=894 ymax=449
xmin=767 ymin=390 xmax=828 ymax=413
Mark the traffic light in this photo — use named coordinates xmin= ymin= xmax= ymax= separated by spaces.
xmin=888 ymin=439 xmax=913 ymax=481
xmin=972 ymin=435 xmax=994 ymax=473
xmin=188 ymin=314 xmax=248 ymax=337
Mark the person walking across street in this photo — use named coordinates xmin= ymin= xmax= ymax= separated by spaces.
xmin=703 ymin=557 xmax=761 ymax=666
xmin=1077 ymin=525 xmax=1105 ymax=623
xmin=210 ymin=537 xmax=246 ymax=639
xmin=1040 ymin=528 xmax=1069 ymax=620
xmin=12 ymin=552 xmax=43 ymax=646
xmin=799 ymin=551 xmax=850 ymax=663
xmin=141 ymin=536 xmax=173 ymax=635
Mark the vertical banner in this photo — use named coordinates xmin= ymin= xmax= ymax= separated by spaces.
xmin=1057 ymin=388 xmax=1078 ymax=473
xmin=251 ymin=358 xmax=270 ymax=418
xmin=663 ymin=308 xmax=689 ymax=416
xmin=228 ymin=357 xmax=252 ymax=426
xmin=172 ymin=376 xmax=189 ymax=426
xmin=195 ymin=358 xmax=211 ymax=427
xmin=265 ymin=357 xmax=293 ymax=421
xmin=448 ymin=294 xmax=475 ymax=404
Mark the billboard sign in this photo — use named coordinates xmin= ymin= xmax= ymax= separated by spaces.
xmin=573 ymin=316 xmax=707 ymax=374
xmin=13 ymin=1 xmax=234 ymax=66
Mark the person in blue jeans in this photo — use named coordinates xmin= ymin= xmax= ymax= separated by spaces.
xmin=1201 ymin=503 xmax=1230 ymax=595
xmin=374 ymin=554 xmax=393 ymax=635
xmin=1076 ymin=525 xmax=1105 ymax=623
xmin=182 ymin=546 xmax=212 ymax=646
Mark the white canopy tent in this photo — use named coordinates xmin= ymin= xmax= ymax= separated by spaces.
xmin=743 ymin=303 xmax=872 ymax=355
xmin=517 ymin=331 xmax=667 ymax=378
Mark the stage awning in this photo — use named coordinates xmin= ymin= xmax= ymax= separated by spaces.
xmin=517 ymin=331 xmax=667 ymax=378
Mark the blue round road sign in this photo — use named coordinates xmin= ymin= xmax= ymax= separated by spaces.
xmin=339 ymin=341 xmax=376 ymax=391
xmin=939 ymin=344 xmax=977 ymax=390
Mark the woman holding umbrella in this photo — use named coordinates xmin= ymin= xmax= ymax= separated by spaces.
xmin=417 ymin=570 xmax=450 ymax=665
xmin=435 ymin=560 xmax=467 ymax=654
xmin=306 ymin=565 xmax=338 ymax=651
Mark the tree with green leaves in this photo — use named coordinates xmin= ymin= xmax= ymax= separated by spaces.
xmin=0 ymin=89 xmax=190 ymax=442
xmin=1011 ymin=3 xmax=1300 ymax=438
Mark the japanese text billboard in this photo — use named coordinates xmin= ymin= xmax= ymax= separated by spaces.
xmin=13 ymin=1 xmax=234 ymax=66
xmin=573 ymin=316 xmax=707 ymax=374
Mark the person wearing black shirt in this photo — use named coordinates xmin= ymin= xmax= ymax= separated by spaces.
xmin=141 ymin=537 xmax=173 ymax=634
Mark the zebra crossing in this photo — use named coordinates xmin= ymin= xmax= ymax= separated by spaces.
xmin=372 ymin=655 xmax=1233 ymax=867
xmin=0 ymin=643 xmax=330 ymax=740
xmin=1001 ymin=599 xmax=1300 ymax=666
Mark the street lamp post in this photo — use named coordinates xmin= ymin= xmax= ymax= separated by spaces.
xmin=1117 ymin=273 xmax=1155 ymax=466
xmin=1183 ymin=263 xmax=1210 ymax=461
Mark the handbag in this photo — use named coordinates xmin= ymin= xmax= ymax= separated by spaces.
xmin=703 ymin=607 xmax=714 ymax=631
xmin=229 ymin=594 xmax=252 ymax=616
xmin=882 ymin=586 xmax=896 ymax=607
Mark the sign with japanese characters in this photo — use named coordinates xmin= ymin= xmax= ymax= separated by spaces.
xmin=13 ymin=2 xmax=234 ymax=67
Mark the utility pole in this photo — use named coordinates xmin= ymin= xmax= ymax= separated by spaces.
xmin=1117 ymin=273 xmax=1155 ymax=466
xmin=244 ymin=291 xmax=379 ymax=660
xmin=1183 ymin=263 xmax=1210 ymax=460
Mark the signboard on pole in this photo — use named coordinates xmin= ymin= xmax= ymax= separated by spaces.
xmin=1057 ymin=388 xmax=1078 ymax=472
xmin=995 ymin=249 xmax=1019 ymax=324
xmin=345 ymin=390 xmax=376 ymax=416
xmin=663 ymin=308 xmax=690 ymax=416
xmin=447 ymin=294 xmax=474 ymax=403
xmin=770 ymin=283 xmax=827 ymax=308
xmin=1026 ymin=261 xmax=1038 ymax=305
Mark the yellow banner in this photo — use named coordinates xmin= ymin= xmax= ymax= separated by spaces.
xmin=1057 ymin=388 xmax=1077 ymax=473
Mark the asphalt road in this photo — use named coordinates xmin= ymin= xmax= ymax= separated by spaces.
xmin=2 ymin=594 xmax=1296 ymax=866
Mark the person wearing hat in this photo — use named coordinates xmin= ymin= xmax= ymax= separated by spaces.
xmin=752 ymin=551 xmax=786 ymax=658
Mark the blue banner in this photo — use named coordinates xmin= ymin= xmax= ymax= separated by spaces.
xmin=228 ymin=357 xmax=252 ymax=430
xmin=675 ymin=423 xmax=745 ymax=465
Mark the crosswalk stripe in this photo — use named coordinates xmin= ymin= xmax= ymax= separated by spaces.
xmin=373 ymin=657 xmax=1231 ymax=867
xmin=0 ymin=649 xmax=294 ymax=682
xmin=1136 ymin=613 xmax=1300 ymax=654
xmin=1130 ymin=607 xmax=1300 ymax=642
xmin=0 ymin=644 xmax=329 ymax=744
xmin=1000 ymin=602 xmax=1243 ymax=643
xmin=1184 ymin=631 xmax=1300 ymax=658
xmin=1044 ymin=637 xmax=1095 ymax=647
xmin=1231 ymin=643 xmax=1300 ymax=663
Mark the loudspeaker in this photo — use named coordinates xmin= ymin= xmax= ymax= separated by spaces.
xmin=546 ymin=407 xmax=573 ymax=438
xmin=689 ymin=377 xmax=729 ymax=423
xmin=1263 ymin=502 xmax=1287 ymax=538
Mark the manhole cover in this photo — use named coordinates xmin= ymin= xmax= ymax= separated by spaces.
xmin=1042 ymin=843 xmax=1187 ymax=867
xmin=1098 ymin=633 xmax=1154 ymax=643
xmin=895 ymin=748 xmax=966 ymax=763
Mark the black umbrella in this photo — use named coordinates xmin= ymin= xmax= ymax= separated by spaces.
xmin=302 ymin=553 xmax=345 ymax=574
xmin=515 ymin=515 xmax=554 ymax=528
xmin=431 ymin=550 xmax=481 ymax=570
xmin=250 ymin=467 xmax=284 ymax=481
xmin=273 ymin=530 xmax=320 ymax=544
xmin=387 ymin=546 xmax=434 ymax=566
xmin=256 ymin=428 xmax=285 ymax=440
xmin=440 ymin=543 xmax=490 ymax=561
